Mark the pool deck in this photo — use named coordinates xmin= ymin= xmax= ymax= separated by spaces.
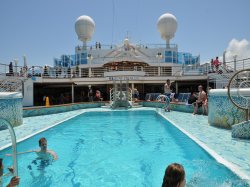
xmin=157 ymin=109 xmax=250 ymax=181
xmin=0 ymin=107 xmax=249 ymax=181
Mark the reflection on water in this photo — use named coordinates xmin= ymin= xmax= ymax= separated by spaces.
xmin=27 ymin=158 xmax=54 ymax=187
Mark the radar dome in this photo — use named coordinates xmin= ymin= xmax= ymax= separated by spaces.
xmin=157 ymin=13 xmax=177 ymax=44
xmin=75 ymin=15 xmax=95 ymax=43
xmin=124 ymin=38 xmax=129 ymax=46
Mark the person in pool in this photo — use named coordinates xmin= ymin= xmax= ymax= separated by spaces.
xmin=0 ymin=158 xmax=20 ymax=187
xmin=162 ymin=163 xmax=186 ymax=187
xmin=6 ymin=138 xmax=58 ymax=161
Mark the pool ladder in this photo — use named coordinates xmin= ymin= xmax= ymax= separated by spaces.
xmin=0 ymin=118 xmax=18 ymax=185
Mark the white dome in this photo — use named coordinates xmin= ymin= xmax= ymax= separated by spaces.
xmin=157 ymin=13 xmax=177 ymax=41
xmin=124 ymin=38 xmax=129 ymax=46
xmin=75 ymin=15 xmax=95 ymax=42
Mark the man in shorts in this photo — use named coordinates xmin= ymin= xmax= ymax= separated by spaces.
xmin=193 ymin=85 xmax=207 ymax=115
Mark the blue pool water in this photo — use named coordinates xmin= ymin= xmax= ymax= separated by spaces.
xmin=0 ymin=110 xmax=249 ymax=186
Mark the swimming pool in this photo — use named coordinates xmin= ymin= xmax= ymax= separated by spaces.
xmin=1 ymin=110 xmax=249 ymax=186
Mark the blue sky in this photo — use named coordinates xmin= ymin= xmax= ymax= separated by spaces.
xmin=0 ymin=0 xmax=249 ymax=66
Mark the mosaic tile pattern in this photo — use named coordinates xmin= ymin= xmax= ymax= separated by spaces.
xmin=141 ymin=101 xmax=203 ymax=113
xmin=23 ymin=102 xmax=103 ymax=117
xmin=208 ymin=95 xmax=247 ymax=129
xmin=0 ymin=98 xmax=22 ymax=128
xmin=23 ymin=101 xmax=200 ymax=118
xmin=232 ymin=121 xmax=250 ymax=139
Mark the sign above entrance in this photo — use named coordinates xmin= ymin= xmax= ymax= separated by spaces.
xmin=108 ymin=76 xmax=141 ymax=81
xmin=104 ymin=70 xmax=145 ymax=78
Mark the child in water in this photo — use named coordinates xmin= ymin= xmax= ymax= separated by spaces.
xmin=162 ymin=163 xmax=186 ymax=187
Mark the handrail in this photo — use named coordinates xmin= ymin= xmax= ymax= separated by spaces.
xmin=3 ymin=57 xmax=249 ymax=80
xmin=0 ymin=118 xmax=18 ymax=178
xmin=203 ymin=57 xmax=250 ymax=72
xmin=74 ymin=43 xmax=178 ymax=51
xmin=40 ymin=64 xmax=208 ymax=79
xmin=225 ymin=57 xmax=250 ymax=64
xmin=227 ymin=69 xmax=250 ymax=121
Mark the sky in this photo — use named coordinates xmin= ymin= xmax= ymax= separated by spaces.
xmin=0 ymin=0 xmax=250 ymax=66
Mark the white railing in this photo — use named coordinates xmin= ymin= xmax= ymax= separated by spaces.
xmin=91 ymin=68 xmax=105 ymax=77
xmin=0 ymin=63 xmax=29 ymax=78
xmin=0 ymin=63 xmax=32 ymax=93
xmin=225 ymin=58 xmax=250 ymax=71
xmin=4 ymin=61 xmax=241 ymax=81
xmin=207 ymin=58 xmax=250 ymax=88
xmin=0 ymin=77 xmax=25 ymax=93
xmin=75 ymin=43 xmax=177 ymax=51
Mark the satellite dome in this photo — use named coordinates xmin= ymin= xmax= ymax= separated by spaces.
xmin=75 ymin=15 xmax=95 ymax=42
xmin=124 ymin=38 xmax=129 ymax=46
xmin=157 ymin=13 xmax=177 ymax=44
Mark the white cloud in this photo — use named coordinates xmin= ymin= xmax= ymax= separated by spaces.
xmin=225 ymin=38 xmax=250 ymax=61
xmin=201 ymin=39 xmax=250 ymax=65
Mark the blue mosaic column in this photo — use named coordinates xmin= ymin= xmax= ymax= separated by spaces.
xmin=0 ymin=92 xmax=23 ymax=128
xmin=208 ymin=89 xmax=247 ymax=129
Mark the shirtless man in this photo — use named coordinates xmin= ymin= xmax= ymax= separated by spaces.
xmin=6 ymin=138 xmax=58 ymax=161
xmin=193 ymin=85 xmax=207 ymax=115
xmin=164 ymin=79 xmax=172 ymax=94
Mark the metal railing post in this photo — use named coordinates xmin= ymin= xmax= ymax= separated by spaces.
xmin=22 ymin=80 xmax=24 ymax=97
xmin=206 ymin=63 xmax=208 ymax=75
xmin=5 ymin=64 xmax=7 ymax=77
xmin=233 ymin=55 xmax=237 ymax=71
xmin=247 ymin=108 xmax=249 ymax=121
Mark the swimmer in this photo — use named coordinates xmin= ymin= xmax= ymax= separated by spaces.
xmin=162 ymin=163 xmax=186 ymax=187
xmin=6 ymin=176 xmax=20 ymax=187
xmin=0 ymin=158 xmax=20 ymax=187
xmin=6 ymin=137 xmax=58 ymax=161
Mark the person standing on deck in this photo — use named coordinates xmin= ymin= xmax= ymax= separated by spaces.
xmin=88 ymin=85 xmax=93 ymax=102
xmin=193 ymin=85 xmax=207 ymax=115
xmin=213 ymin=57 xmax=220 ymax=72
xmin=164 ymin=79 xmax=172 ymax=96
xmin=8 ymin=62 xmax=13 ymax=76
